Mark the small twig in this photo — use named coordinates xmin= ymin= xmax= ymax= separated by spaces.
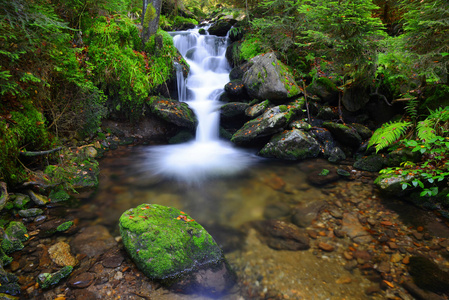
xmin=370 ymin=86 xmax=392 ymax=106
xmin=20 ymin=147 xmax=63 ymax=157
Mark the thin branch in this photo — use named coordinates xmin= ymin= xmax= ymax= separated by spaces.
xmin=20 ymin=147 xmax=63 ymax=157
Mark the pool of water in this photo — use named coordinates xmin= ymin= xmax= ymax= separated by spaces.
xmin=87 ymin=145 xmax=392 ymax=299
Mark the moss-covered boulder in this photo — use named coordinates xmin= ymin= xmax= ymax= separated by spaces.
xmin=245 ymin=100 xmax=271 ymax=118
xmin=306 ymin=77 xmax=339 ymax=104
xmin=259 ymin=129 xmax=321 ymax=160
xmin=1 ymin=221 xmax=28 ymax=254
xmin=231 ymin=100 xmax=304 ymax=145
xmin=0 ymin=183 xmax=8 ymax=212
xmin=119 ymin=204 xmax=235 ymax=294
xmin=37 ymin=266 xmax=73 ymax=289
xmin=374 ymin=173 xmax=415 ymax=195
xmin=220 ymin=102 xmax=249 ymax=120
xmin=322 ymin=122 xmax=362 ymax=148
xmin=148 ymin=97 xmax=198 ymax=130
xmin=0 ymin=265 xmax=20 ymax=296
xmin=224 ymin=79 xmax=248 ymax=100
xmin=242 ymin=53 xmax=301 ymax=102
xmin=208 ymin=19 xmax=235 ymax=36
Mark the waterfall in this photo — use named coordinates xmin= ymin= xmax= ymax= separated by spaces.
xmin=143 ymin=27 xmax=255 ymax=184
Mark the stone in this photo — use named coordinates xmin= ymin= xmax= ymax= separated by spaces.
xmin=0 ymin=182 xmax=8 ymax=212
xmin=70 ymin=225 xmax=116 ymax=258
xmin=342 ymin=84 xmax=370 ymax=112
xmin=291 ymin=200 xmax=326 ymax=228
xmin=322 ymin=122 xmax=362 ymax=148
xmin=27 ymin=190 xmax=49 ymax=206
xmin=119 ymin=204 xmax=235 ymax=295
xmin=354 ymin=154 xmax=386 ymax=172
xmin=328 ymin=147 xmax=346 ymax=163
xmin=18 ymin=208 xmax=44 ymax=218
xmin=1 ymin=221 xmax=28 ymax=254
xmin=67 ymin=272 xmax=95 ymax=289
xmin=350 ymin=123 xmax=372 ymax=140
xmin=48 ymin=242 xmax=77 ymax=267
xmin=208 ymin=19 xmax=235 ymax=36
xmin=260 ymin=129 xmax=321 ymax=160
xmin=242 ymin=53 xmax=301 ymax=102
xmin=374 ymin=173 xmax=415 ymax=195
xmin=307 ymin=168 xmax=339 ymax=186
xmin=263 ymin=203 xmax=291 ymax=219
xmin=318 ymin=242 xmax=334 ymax=252
xmin=224 ymin=80 xmax=248 ymax=100
xmin=37 ymin=266 xmax=73 ymax=289
xmin=402 ymin=280 xmax=446 ymax=300
xmin=85 ymin=146 xmax=98 ymax=158
xmin=0 ymin=265 xmax=20 ymax=296
xmin=340 ymin=213 xmax=373 ymax=243
xmin=231 ymin=101 xmax=304 ymax=145
xmin=253 ymin=220 xmax=310 ymax=251
xmin=148 ymin=97 xmax=198 ymax=130
xmin=220 ymin=102 xmax=249 ymax=120
xmin=245 ymin=100 xmax=271 ymax=118
xmin=48 ymin=189 xmax=70 ymax=203
xmin=12 ymin=194 xmax=30 ymax=210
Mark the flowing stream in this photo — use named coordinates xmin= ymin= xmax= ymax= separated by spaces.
xmin=142 ymin=28 xmax=255 ymax=184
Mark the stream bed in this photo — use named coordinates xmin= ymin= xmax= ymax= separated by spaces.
xmin=45 ymin=144 xmax=448 ymax=300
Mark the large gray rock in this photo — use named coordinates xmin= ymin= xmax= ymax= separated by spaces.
xmin=259 ymin=129 xmax=321 ymax=160
xmin=322 ymin=122 xmax=362 ymax=148
xmin=242 ymin=53 xmax=301 ymax=102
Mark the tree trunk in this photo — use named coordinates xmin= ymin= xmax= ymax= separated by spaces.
xmin=141 ymin=0 xmax=163 ymax=45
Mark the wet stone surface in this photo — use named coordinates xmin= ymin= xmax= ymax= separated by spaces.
xmin=3 ymin=148 xmax=449 ymax=300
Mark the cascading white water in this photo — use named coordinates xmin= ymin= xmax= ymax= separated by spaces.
xmin=144 ymin=27 xmax=255 ymax=183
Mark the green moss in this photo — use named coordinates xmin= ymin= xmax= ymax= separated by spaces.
xmin=56 ymin=221 xmax=73 ymax=232
xmin=142 ymin=4 xmax=156 ymax=29
xmin=37 ymin=266 xmax=73 ymax=289
xmin=119 ymin=204 xmax=223 ymax=280
xmin=48 ymin=189 xmax=70 ymax=203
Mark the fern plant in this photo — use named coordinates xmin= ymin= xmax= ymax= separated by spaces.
xmin=368 ymin=121 xmax=412 ymax=153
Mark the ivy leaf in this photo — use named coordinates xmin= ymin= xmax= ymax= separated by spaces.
xmin=401 ymin=183 xmax=408 ymax=190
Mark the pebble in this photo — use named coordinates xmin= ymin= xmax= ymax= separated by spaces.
xmin=48 ymin=242 xmax=77 ymax=267
xmin=390 ymin=253 xmax=402 ymax=263
xmin=67 ymin=272 xmax=95 ymax=288
xmin=335 ymin=276 xmax=352 ymax=284
xmin=343 ymin=251 xmax=353 ymax=260
xmin=318 ymin=242 xmax=334 ymax=252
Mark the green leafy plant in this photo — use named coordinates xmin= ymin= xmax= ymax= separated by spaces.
xmin=368 ymin=121 xmax=412 ymax=153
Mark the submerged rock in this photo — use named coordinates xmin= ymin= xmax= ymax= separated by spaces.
xmin=354 ymin=154 xmax=386 ymax=172
xmin=252 ymin=220 xmax=310 ymax=251
xmin=37 ymin=266 xmax=73 ymax=289
xmin=119 ymin=204 xmax=235 ymax=295
xmin=408 ymin=256 xmax=449 ymax=294
xmin=259 ymin=129 xmax=321 ymax=160
xmin=243 ymin=53 xmax=301 ymax=102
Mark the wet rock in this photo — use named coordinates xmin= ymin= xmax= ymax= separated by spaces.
xmin=208 ymin=19 xmax=235 ymax=36
xmin=231 ymin=102 xmax=303 ymax=145
xmin=322 ymin=122 xmax=362 ymax=148
xmin=101 ymin=249 xmax=124 ymax=268
xmin=328 ymin=147 xmax=346 ymax=163
xmin=220 ymin=102 xmax=249 ymax=120
xmin=38 ymin=218 xmax=76 ymax=237
xmin=408 ymin=256 xmax=449 ymax=294
xmin=0 ymin=265 xmax=20 ymax=296
xmin=340 ymin=213 xmax=373 ymax=243
xmin=350 ymin=123 xmax=372 ymax=140
xmin=27 ymin=190 xmax=49 ymax=206
xmin=263 ymin=203 xmax=291 ymax=220
xmin=67 ymin=272 xmax=95 ymax=289
xmin=376 ymin=261 xmax=390 ymax=273
xmin=253 ymin=220 xmax=310 ymax=250
xmin=48 ymin=242 xmax=77 ymax=267
xmin=374 ymin=173 xmax=415 ymax=195
xmin=70 ymin=225 xmax=116 ymax=258
xmin=242 ymin=52 xmax=301 ymax=102
xmin=18 ymin=208 xmax=44 ymax=218
xmin=12 ymin=193 xmax=30 ymax=210
xmin=148 ymin=97 xmax=198 ymax=130
xmin=259 ymin=129 xmax=321 ymax=160
xmin=354 ymin=154 xmax=386 ymax=172
xmin=0 ymin=182 xmax=8 ymax=211
xmin=37 ymin=265 xmax=73 ymax=289
xmin=291 ymin=200 xmax=326 ymax=228
xmin=1 ymin=221 xmax=28 ymax=254
xmin=290 ymin=120 xmax=312 ymax=131
xmin=305 ymin=77 xmax=339 ymax=104
xmin=119 ymin=204 xmax=235 ymax=295
xmin=245 ymin=100 xmax=270 ymax=118
xmin=318 ymin=242 xmax=334 ymax=252
xmin=224 ymin=80 xmax=248 ymax=100
xmin=306 ymin=168 xmax=339 ymax=186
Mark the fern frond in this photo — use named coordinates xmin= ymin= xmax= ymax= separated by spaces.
xmin=404 ymin=96 xmax=418 ymax=121
xmin=417 ymin=119 xmax=437 ymax=142
xmin=368 ymin=121 xmax=412 ymax=153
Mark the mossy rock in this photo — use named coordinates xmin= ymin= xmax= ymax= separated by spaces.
xmin=37 ymin=266 xmax=73 ymax=289
xmin=48 ymin=189 xmax=70 ymax=203
xmin=220 ymin=102 xmax=249 ymax=120
xmin=322 ymin=122 xmax=362 ymax=148
xmin=374 ymin=173 xmax=415 ymax=195
xmin=354 ymin=154 xmax=386 ymax=172
xmin=259 ymin=129 xmax=321 ymax=160
xmin=119 ymin=204 xmax=225 ymax=280
xmin=148 ymin=97 xmax=198 ymax=130
xmin=0 ymin=265 xmax=20 ymax=296
xmin=1 ymin=222 xmax=28 ymax=254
